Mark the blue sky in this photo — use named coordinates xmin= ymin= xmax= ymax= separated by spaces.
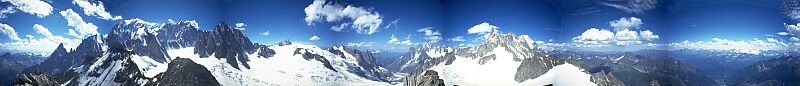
xmin=667 ymin=0 xmax=785 ymax=41
xmin=443 ymin=0 xmax=560 ymax=46
xmin=0 ymin=0 xmax=798 ymax=54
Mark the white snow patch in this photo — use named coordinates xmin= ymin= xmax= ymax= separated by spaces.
xmin=518 ymin=63 xmax=596 ymax=86
xmin=427 ymin=47 xmax=597 ymax=86
xmin=426 ymin=48 xmax=445 ymax=58
xmin=130 ymin=55 xmax=168 ymax=78
xmin=165 ymin=45 xmax=395 ymax=86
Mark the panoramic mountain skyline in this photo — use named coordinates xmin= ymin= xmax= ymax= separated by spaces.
xmin=1 ymin=0 xmax=800 ymax=86
xmin=1 ymin=0 xmax=798 ymax=54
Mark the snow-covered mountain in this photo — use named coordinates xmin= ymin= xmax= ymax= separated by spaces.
xmin=14 ymin=19 xmax=397 ymax=86
xmin=21 ymin=35 xmax=105 ymax=84
xmin=399 ymin=31 xmax=623 ymax=86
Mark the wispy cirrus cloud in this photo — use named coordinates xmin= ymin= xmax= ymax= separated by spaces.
xmin=600 ymin=0 xmax=659 ymax=14
xmin=784 ymin=0 xmax=800 ymax=21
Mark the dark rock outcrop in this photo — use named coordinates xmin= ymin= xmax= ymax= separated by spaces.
xmin=404 ymin=70 xmax=445 ymax=86
xmin=14 ymin=72 xmax=59 ymax=86
xmin=293 ymin=48 xmax=337 ymax=72
xmin=157 ymin=21 xmax=202 ymax=49
xmin=590 ymin=70 xmax=626 ymax=86
xmin=107 ymin=19 xmax=171 ymax=63
xmin=22 ymin=35 xmax=104 ymax=82
xmin=152 ymin=58 xmax=219 ymax=86
xmin=256 ymin=44 xmax=276 ymax=58
xmin=514 ymin=57 xmax=565 ymax=82
xmin=326 ymin=46 xmax=393 ymax=82
xmin=194 ymin=23 xmax=256 ymax=69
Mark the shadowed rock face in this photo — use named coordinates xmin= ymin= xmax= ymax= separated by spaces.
xmin=256 ymin=44 xmax=276 ymax=58
xmin=157 ymin=21 xmax=202 ymax=49
xmin=107 ymin=20 xmax=171 ymax=63
xmin=326 ymin=46 xmax=393 ymax=82
xmin=514 ymin=56 xmax=565 ymax=82
xmin=590 ymin=70 xmax=626 ymax=86
xmin=153 ymin=58 xmax=219 ymax=86
xmin=21 ymin=35 xmax=104 ymax=83
xmin=14 ymin=72 xmax=59 ymax=86
xmin=404 ymin=70 xmax=445 ymax=86
xmin=194 ymin=23 xmax=257 ymax=70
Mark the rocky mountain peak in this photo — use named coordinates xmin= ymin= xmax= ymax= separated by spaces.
xmin=108 ymin=19 xmax=172 ymax=63
xmin=1 ymin=52 xmax=9 ymax=57
xmin=48 ymin=43 xmax=68 ymax=58
xmin=74 ymin=35 xmax=104 ymax=55
xmin=194 ymin=22 xmax=256 ymax=69
xmin=278 ymin=40 xmax=293 ymax=46
xmin=158 ymin=20 xmax=202 ymax=49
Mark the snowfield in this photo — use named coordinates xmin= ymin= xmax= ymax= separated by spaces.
xmin=165 ymin=44 xmax=396 ymax=86
xmin=427 ymin=47 xmax=597 ymax=86
xmin=130 ymin=55 xmax=168 ymax=78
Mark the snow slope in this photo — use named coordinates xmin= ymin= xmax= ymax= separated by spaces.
xmin=166 ymin=44 xmax=396 ymax=86
xmin=426 ymin=47 xmax=596 ymax=86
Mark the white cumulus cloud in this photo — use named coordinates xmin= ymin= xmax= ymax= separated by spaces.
xmin=72 ymin=0 xmax=121 ymax=20
xmin=572 ymin=28 xmax=614 ymax=45
xmin=309 ymin=35 xmax=320 ymax=41
xmin=639 ymin=30 xmax=659 ymax=40
xmin=0 ymin=6 xmax=16 ymax=18
xmin=417 ymin=27 xmax=441 ymax=43
xmin=614 ymin=29 xmax=639 ymax=41
xmin=785 ymin=23 xmax=800 ymax=36
xmin=60 ymin=9 xmax=99 ymax=38
xmin=1 ymin=0 xmax=53 ymax=18
xmin=305 ymin=0 xmax=384 ymax=35
xmin=609 ymin=17 xmax=643 ymax=31
xmin=260 ymin=31 xmax=270 ymax=36
xmin=573 ymin=17 xmax=660 ymax=46
xmin=0 ymin=23 xmax=21 ymax=41
xmin=235 ymin=22 xmax=246 ymax=30
xmin=468 ymin=22 xmax=499 ymax=34
xmin=387 ymin=34 xmax=413 ymax=45
xmin=32 ymin=24 xmax=52 ymax=37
